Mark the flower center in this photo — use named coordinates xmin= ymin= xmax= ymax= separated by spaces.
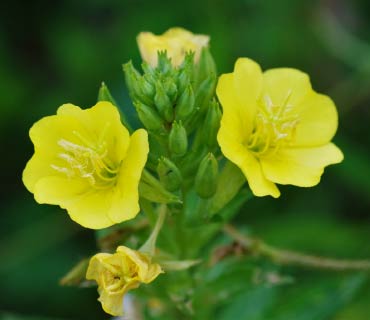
xmin=102 ymin=261 xmax=139 ymax=294
xmin=247 ymin=91 xmax=299 ymax=156
xmin=50 ymin=123 xmax=119 ymax=189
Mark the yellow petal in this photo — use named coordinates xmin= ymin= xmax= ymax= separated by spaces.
xmin=293 ymin=93 xmax=339 ymax=147
xmin=262 ymin=68 xmax=312 ymax=107
xmin=98 ymin=289 xmax=125 ymax=316
xmin=260 ymin=143 xmax=344 ymax=187
xmin=108 ymin=129 xmax=149 ymax=223
xmin=58 ymin=102 xmax=130 ymax=163
xmin=218 ymin=128 xmax=280 ymax=198
xmin=33 ymin=176 xmax=88 ymax=205
xmin=233 ymin=58 xmax=263 ymax=112
xmin=137 ymin=27 xmax=209 ymax=67
xmin=63 ymin=190 xmax=115 ymax=229
xmin=86 ymin=253 xmax=112 ymax=281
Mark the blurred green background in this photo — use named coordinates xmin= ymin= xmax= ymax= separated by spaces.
xmin=1 ymin=0 xmax=369 ymax=319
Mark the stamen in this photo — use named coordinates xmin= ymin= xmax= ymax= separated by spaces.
xmin=247 ymin=92 xmax=299 ymax=156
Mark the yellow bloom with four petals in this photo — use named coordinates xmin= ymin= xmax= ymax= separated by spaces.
xmin=217 ymin=58 xmax=343 ymax=198
xmin=86 ymin=245 xmax=163 ymax=316
xmin=23 ymin=101 xmax=149 ymax=229
xmin=137 ymin=27 xmax=209 ymax=67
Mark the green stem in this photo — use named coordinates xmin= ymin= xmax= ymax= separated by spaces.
xmin=140 ymin=204 xmax=167 ymax=255
xmin=223 ymin=224 xmax=370 ymax=271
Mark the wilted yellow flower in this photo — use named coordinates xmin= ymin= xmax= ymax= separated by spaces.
xmin=23 ymin=102 xmax=149 ymax=229
xmin=217 ymin=58 xmax=343 ymax=198
xmin=137 ymin=27 xmax=209 ymax=67
xmin=86 ymin=246 xmax=163 ymax=316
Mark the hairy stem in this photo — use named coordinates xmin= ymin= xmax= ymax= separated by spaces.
xmin=223 ymin=224 xmax=370 ymax=271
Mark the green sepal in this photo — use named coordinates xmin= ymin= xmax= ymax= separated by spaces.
xmin=97 ymin=82 xmax=131 ymax=131
xmin=154 ymin=81 xmax=174 ymax=122
xmin=202 ymin=99 xmax=222 ymax=147
xmin=139 ymin=169 xmax=181 ymax=204
xmin=134 ymin=101 xmax=164 ymax=132
xmin=59 ymin=258 xmax=90 ymax=287
xmin=175 ymin=84 xmax=195 ymax=121
xmin=157 ymin=157 xmax=183 ymax=191
xmin=209 ymin=161 xmax=246 ymax=214
xmin=169 ymin=121 xmax=188 ymax=157
xmin=195 ymin=153 xmax=218 ymax=198
xmin=194 ymin=47 xmax=217 ymax=88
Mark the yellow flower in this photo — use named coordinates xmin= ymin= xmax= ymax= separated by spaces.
xmin=23 ymin=101 xmax=149 ymax=229
xmin=217 ymin=58 xmax=343 ymax=198
xmin=86 ymin=246 xmax=163 ymax=316
xmin=137 ymin=27 xmax=209 ymax=67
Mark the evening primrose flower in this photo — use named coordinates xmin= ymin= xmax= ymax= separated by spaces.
xmin=86 ymin=246 xmax=163 ymax=316
xmin=137 ymin=27 xmax=209 ymax=67
xmin=23 ymin=102 xmax=149 ymax=229
xmin=217 ymin=58 xmax=343 ymax=198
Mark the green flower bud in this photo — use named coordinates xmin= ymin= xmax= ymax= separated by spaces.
xmin=157 ymin=51 xmax=172 ymax=74
xmin=98 ymin=82 xmax=131 ymax=131
xmin=194 ymin=48 xmax=217 ymax=87
xmin=195 ymin=153 xmax=218 ymax=198
xmin=202 ymin=100 xmax=221 ymax=147
xmin=140 ymin=76 xmax=155 ymax=98
xmin=157 ymin=157 xmax=182 ymax=192
xmin=169 ymin=121 xmax=188 ymax=157
xmin=175 ymin=85 xmax=195 ymax=121
xmin=141 ymin=61 xmax=156 ymax=77
xmin=154 ymin=82 xmax=174 ymax=122
xmin=134 ymin=101 xmax=164 ymax=132
xmin=98 ymin=82 xmax=118 ymax=106
xmin=194 ymin=75 xmax=216 ymax=113
xmin=123 ymin=61 xmax=153 ymax=106
xmin=177 ymin=68 xmax=191 ymax=94
xmin=164 ymin=78 xmax=178 ymax=102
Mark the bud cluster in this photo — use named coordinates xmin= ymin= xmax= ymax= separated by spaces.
xmin=123 ymin=49 xmax=221 ymax=199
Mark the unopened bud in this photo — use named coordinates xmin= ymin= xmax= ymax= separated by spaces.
xmin=98 ymin=82 xmax=131 ymax=131
xmin=123 ymin=61 xmax=153 ymax=106
xmin=195 ymin=48 xmax=217 ymax=86
xmin=154 ymin=82 xmax=174 ymax=122
xmin=194 ymin=75 xmax=216 ymax=113
xmin=195 ymin=153 xmax=218 ymax=198
xmin=175 ymin=85 xmax=195 ymax=121
xmin=169 ymin=121 xmax=188 ymax=157
xmin=98 ymin=82 xmax=118 ymax=106
xmin=157 ymin=51 xmax=172 ymax=74
xmin=134 ymin=101 xmax=163 ymax=132
xmin=178 ymin=72 xmax=189 ymax=94
xmin=140 ymin=76 xmax=155 ymax=98
xmin=157 ymin=157 xmax=182 ymax=191
xmin=164 ymin=79 xmax=178 ymax=102
xmin=202 ymin=100 xmax=221 ymax=147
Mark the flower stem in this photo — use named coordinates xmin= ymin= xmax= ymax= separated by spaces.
xmin=223 ymin=224 xmax=370 ymax=271
xmin=140 ymin=204 xmax=167 ymax=255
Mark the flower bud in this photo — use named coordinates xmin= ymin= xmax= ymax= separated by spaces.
xmin=140 ymin=76 xmax=156 ymax=98
xmin=163 ymin=78 xmax=178 ymax=102
xmin=194 ymin=75 xmax=216 ymax=113
xmin=157 ymin=51 xmax=172 ymax=74
xmin=98 ymin=82 xmax=118 ymax=105
xmin=195 ymin=153 xmax=218 ymax=198
xmin=177 ymin=68 xmax=191 ymax=94
xmin=202 ymin=100 xmax=221 ymax=147
xmin=169 ymin=121 xmax=188 ymax=157
xmin=98 ymin=82 xmax=131 ymax=131
xmin=134 ymin=101 xmax=164 ymax=132
xmin=194 ymin=47 xmax=217 ymax=87
xmin=175 ymin=85 xmax=195 ymax=121
xmin=157 ymin=157 xmax=182 ymax=191
xmin=123 ymin=61 xmax=153 ymax=106
xmin=154 ymin=81 xmax=174 ymax=122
